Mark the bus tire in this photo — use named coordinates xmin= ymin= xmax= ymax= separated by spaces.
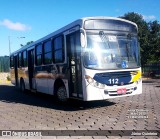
xmin=56 ymin=86 xmax=68 ymax=102
xmin=20 ymin=79 xmax=26 ymax=93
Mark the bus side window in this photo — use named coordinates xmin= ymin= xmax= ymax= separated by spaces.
xmin=44 ymin=40 xmax=52 ymax=64
xmin=22 ymin=51 xmax=27 ymax=67
xmin=53 ymin=36 xmax=64 ymax=63
xmin=36 ymin=44 xmax=42 ymax=65
xmin=18 ymin=53 xmax=22 ymax=67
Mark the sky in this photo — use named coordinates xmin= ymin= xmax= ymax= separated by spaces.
xmin=0 ymin=0 xmax=160 ymax=56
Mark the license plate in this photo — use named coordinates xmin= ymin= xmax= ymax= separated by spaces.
xmin=117 ymin=88 xmax=126 ymax=94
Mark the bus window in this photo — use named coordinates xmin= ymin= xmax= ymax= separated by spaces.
xmin=22 ymin=51 xmax=27 ymax=67
xmin=18 ymin=53 xmax=22 ymax=67
xmin=53 ymin=36 xmax=64 ymax=63
xmin=44 ymin=40 xmax=52 ymax=64
xmin=36 ymin=44 xmax=42 ymax=65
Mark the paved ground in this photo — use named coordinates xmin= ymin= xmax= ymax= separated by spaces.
xmin=0 ymin=79 xmax=160 ymax=139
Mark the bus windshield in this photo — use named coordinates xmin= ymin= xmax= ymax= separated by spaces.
xmin=83 ymin=32 xmax=140 ymax=70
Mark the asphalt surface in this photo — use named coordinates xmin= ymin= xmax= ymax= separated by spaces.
xmin=0 ymin=79 xmax=160 ymax=139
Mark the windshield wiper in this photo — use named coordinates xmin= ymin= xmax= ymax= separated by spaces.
xmin=99 ymin=31 xmax=110 ymax=48
xmin=126 ymin=33 xmax=132 ymax=61
xmin=99 ymin=31 xmax=114 ymax=62
xmin=125 ymin=42 xmax=129 ymax=61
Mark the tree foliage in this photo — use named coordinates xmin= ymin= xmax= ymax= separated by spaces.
xmin=148 ymin=21 xmax=160 ymax=63
xmin=21 ymin=41 xmax=34 ymax=47
xmin=120 ymin=12 xmax=160 ymax=66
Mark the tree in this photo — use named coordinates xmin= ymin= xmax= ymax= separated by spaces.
xmin=120 ymin=12 xmax=160 ymax=66
xmin=147 ymin=21 xmax=160 ymax=63
xmin=120 ymin=12 xmax=150 ymax=66
xmin=21 ymin=41 xmax=34 ymax=47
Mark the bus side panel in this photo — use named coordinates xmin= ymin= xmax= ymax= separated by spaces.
xmin=47 ymin=78 xmax=55 ymax=95
xmin=34 ymin=65 xmax=68 ymax=95
xmin=18 ymin=67 xmax=30 ymax=89
xmin=36 ymin=78 xmax=49 ymax=94
xmin=34 ymin=65 xmax=60 ymax=95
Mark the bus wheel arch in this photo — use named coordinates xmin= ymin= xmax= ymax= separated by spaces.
xmin=54 ymin=78 xmax=68 ymax=102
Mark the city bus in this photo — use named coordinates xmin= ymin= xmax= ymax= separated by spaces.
xmin=10 ymin=17 xmax=142 ymax=101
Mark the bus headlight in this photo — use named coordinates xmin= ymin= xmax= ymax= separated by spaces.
xmin=85 ymin=75 xmax=105 ymax=89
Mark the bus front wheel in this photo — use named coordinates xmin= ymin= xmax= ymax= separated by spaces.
xmin=56 ymin=86 xmax=68 ymax=102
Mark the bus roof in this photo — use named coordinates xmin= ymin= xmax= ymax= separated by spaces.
xmin=10 ymin=16 xmax=137 ymax=56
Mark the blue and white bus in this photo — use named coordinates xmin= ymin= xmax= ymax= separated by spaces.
xmin=10 ymin=17 xmax=142 ymax=101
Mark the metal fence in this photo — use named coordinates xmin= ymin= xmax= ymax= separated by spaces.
xmin=0 ymin=56 xmax=10 ymax=72
xmin=142 ymin=63 xmax=160 ymax=77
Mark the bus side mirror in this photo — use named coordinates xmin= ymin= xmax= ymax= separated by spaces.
xmin=80 ymin=28 xmax=86 ymax=48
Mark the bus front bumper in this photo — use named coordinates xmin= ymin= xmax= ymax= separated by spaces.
xmin=83 ymin=81 xmax=142 ymax=101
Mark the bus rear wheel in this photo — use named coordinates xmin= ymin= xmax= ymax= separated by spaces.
xmin=56 ymin=86 xmax=68 ymax=102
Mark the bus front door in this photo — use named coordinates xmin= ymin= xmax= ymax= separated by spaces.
xmin=66 ymin=31 xmax=83 ymax=99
